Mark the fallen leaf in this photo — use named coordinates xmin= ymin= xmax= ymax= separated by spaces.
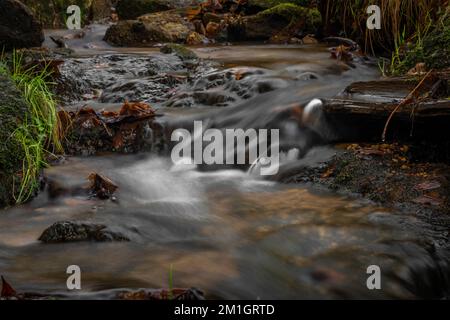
xmin=88 ymin=173 xmax=118 ymax=200
xmin=1 ymin=276 xmax=17 ymax=298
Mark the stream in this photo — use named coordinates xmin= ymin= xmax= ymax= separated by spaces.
xmin=0 ymin=26 xmax=448 ymax=299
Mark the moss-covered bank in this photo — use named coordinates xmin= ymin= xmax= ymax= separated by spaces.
xmin=0 ymin=74 xmax=30 ymax=207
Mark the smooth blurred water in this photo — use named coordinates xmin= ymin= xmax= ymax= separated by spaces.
xmin=0 ymin=29 xmax=448 ymax=299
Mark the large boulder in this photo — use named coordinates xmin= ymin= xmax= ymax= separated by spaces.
xmin=235 ymin=3 xmax=322 ymax=42
xmin=104 ymin=11 xmax=194 ymax=46
xmin=0 ymin=0 xmax=44 ymax=51
xmin=0 ymin=74 xmax=29 ymax=207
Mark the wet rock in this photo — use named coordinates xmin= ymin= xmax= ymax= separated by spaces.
xmin=160 ymin=43 xmax=198 ymax=60
xmin=165 ymin=67 xmax=288 ymax=107
xmin=88 ymin=173 xmax=118 ymax=200
xmin=0 ymin=0 xmax=44 ymax=51
xmin=38 ymin=221 xmax=130 ymax=243
xmin=60 ymin=102 xmax=165 ymax=155
xmin=56 ymin=54 xmax=186 ymax=104
xmin=104 ymin=11 xmax=194 ymax=46
xmin=302 ymin=34 xmax=319 ymax=44
xmin=186 ymin=31 xmax=208 ymax=45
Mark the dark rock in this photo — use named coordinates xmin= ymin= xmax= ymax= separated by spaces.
xmin=0 ymin=0 xmax=44 ymax=51
xmin=38 ymin=221 xmax=130 ymax=243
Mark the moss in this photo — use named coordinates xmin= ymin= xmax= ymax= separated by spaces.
xmin=247 ymin=0 xmax=311 ymax=11
xmin=116 ymin=0 xmax=171 ymax=20
xmin=0 ymin=74 xmax=29 ymax=207
xmin=160 ymin=43 xmax=197 ymax=60
xmin=257 ymin=4 xmax=322 ymax=33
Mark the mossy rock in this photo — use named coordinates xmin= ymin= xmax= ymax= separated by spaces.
xmin=0 ymin=74 xmax=29 ymax=208
xmin=242 ymin=3 xmax=322 ymax=41
xmin=104 ymin=11 xmax=193 ymax=46
xmin=246 ymin=0 xmax=311 ymax=14
xmin=160 ymin=43 xmax=197 ymax=60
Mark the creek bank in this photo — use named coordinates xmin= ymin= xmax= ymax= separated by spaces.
xmin=280 ymin=143 xmax=450 ymax=237
xmin=0 ymin=75 xmax=31 ymax=208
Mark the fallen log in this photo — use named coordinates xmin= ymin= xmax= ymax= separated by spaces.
xmin=322 ymin=98 xmax=450 ymax=141
xmin=321 ymin=74 xmax=450 ymax=142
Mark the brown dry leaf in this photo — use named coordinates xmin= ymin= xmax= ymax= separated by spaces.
xmin=112 ymin=131 xmax=124 ymax=149
xmin=119 ymin=101 xmax=155 ymax=119
xmin=321 ymin=167 xmax=335 ymax=178
xmin=88 ymin=173 xmax=118 ymax=200
xmin=1 ymin=276 xmax=17 ymax=298
xmin=186 ymin=7 xmax=202 ymax=21
xmin=358 ymin=148 xmax=385 ymax=157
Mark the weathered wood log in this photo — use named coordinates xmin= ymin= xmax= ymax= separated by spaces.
xmin=322 ymin=75 xmax=450 ymax=142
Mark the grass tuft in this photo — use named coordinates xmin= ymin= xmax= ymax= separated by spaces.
xmin=0 ymin=51 xmax=63 ymax=203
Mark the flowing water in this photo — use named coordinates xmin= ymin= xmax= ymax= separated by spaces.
xmin=0 ymin=26 xmax=448 ymax=299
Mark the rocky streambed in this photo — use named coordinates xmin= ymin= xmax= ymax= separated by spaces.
xmin=1 ymin=0 xmax=449 ymax=300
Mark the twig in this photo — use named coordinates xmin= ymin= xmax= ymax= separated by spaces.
xmin=381 ymin=69 xmax=433 ymax=141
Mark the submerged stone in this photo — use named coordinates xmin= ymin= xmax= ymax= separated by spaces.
xmin=38 ymin=221 xmax=130 ymax=243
